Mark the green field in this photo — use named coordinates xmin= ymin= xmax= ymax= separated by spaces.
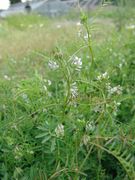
xmin=0 ymin=5 xmax=135 ymax=180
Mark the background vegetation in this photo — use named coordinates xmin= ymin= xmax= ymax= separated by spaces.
xmin=0 ymin=1 xmax=135 ymax=180
xmin=11 ymin=0 xmax=20 ymax=4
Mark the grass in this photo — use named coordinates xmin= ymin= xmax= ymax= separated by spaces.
xmin=0 ymin=14 xmax=75 ymax=58
xmin=0 ymin=4 xmax=135 ymax=180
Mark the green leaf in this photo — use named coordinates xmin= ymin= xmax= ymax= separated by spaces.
xmin=51 ymin=138 xmax=56 ymax=152
xmin=35 ymin=132 xmax=49 ymax=139
xmin=42 ymin=136 xmax=51 ymax=144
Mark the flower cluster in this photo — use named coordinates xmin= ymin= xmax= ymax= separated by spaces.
xmin=93 ymin=105 xmax=103 ymax=113
xmin=114 ymin=101 xmax=121 ymax=107
xmin=107 ymin=83 xmax=123 ymax=96
xmin=70 ymin=82 xmax=78 ymax=98
xmin=22 ymin=93 xmax=29 ymax=103
xmin=44 ymin=79 xmax=52 ymax=86
xmin=4 ymin=75 xmax=11 ymax=81
xmin=48 ymin=60 xmax=59 ymax=70
xmin=113 ymin=101 xmax=121 ymax=116
xmin=126 ymin=24 xmax=135 ymax=30
xmin=43 ymin=79 xmax=52 ymax=97
xmin=97 ymin=72 xmax=109 ymax=81
xmin=84 ymin=33 xmax=88 ymax=40
xmin=76 ymin=22 xmax=81 ymax=26
xmin=86 ymin=121 xmax=95 ymax=133
xmin=39 ymin=24 xmax=44 ymax=28
xmin=82 ymin=134 xmax=90 ymax=146
xmin=14 ymin=145 xmax=23 ymax=160
xmin=72 ymin=56 xmax=82 ymax=71
xmin=56 ymin=24 xmax=62 ymax=29
xmin=55 ymin=124 xmax=64 ymax=138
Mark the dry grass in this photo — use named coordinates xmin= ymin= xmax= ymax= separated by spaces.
xmin=0 ymin=12 xmax=116 ymax=60
xmin=0 ymin=15 xmax=78 ymax=60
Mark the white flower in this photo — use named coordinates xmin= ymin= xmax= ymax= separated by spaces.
xmin=11 ymin=123 xmax=18 ymax=131
xmin=86 ymin=121 xmax=95 ymax=132
xmin=116 ymin=102 xmax=121 ymax=106
xmin=56 ymin=24 xmax=61 ymax=29
xmin=97 ymin=75 xmax=101 ymax=81
xmin=47 ymin=80 xmax=52 ymax=86
xmin=27 ymin=150 xmax=34 ymax=154
xmin=82 ymin=135 xmax=90 ymax=146
xmin=93 ymin=105 xmax=102 ymax=113
xmin=68 ymin=101 xmax=77 ymax=107
xmin=76 ymin=22 xmax=81 ymax=26
xmin=43 ymin=81 xmax=52 ymax=96
xmin=4 ymin=75 xmax=11 ymax=81
xmin=107 ymin=83 xmax=123 ymax=96
xmin=14 ymin=146 xmax=23 ymax=160
xmin=55 ymin=124 xmax=64 ymax=138
xmin=72 ymin=56 xmax=82 ymax=70
xmin=102 ymin=72 xmax=108 ymax=78
xmin=44 ymin=79 xmax=52 ymax=86
xmin=114 ymin=101 xmax=121 ymax=111
xmin=48 ymin=60 xmax=59 ymax=70
xmin=114 ymin=101 xmax=121 ymax=107
xmin=22 ymin=93 xmax=29 ymax=103
xmin=70 ymin=82 xmax=78 ymax=98
xmin=43 ymin=85 xmax=47 ymax=91
xmin=84 ymin=33 xmax=91 ymax=40
xmin=39 ymin=24 xmax=44 ymax=28
xmin=84 ymin=34 xmax=88 ymax=40
xmin=97 ymin=72 xmax=109 ymax=81
xmin=126 ymin=24 xmax=135 ymax=30
xmin=113 ymin=101 xmax=121 ymax=116
xmin=119 ymin=63 xmax=122 ymax=68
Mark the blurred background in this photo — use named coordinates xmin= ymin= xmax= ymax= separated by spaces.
xmin=0 ymin=0 xmax=135 ymax=78
xmin=0 ymin=0 xmax=135 ymax=17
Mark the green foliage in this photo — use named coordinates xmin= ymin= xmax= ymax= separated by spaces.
xmin=0 ymin=6 xmax=135 ymax=180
